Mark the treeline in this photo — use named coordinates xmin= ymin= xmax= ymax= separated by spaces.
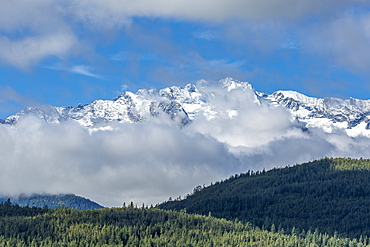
xmin=0 ymin=199 xmax=50 ymax=217
xmin=159 ymin=158 xmax=370 ymax=239
xmin=0 ymin=202 xmax=368 ymax=246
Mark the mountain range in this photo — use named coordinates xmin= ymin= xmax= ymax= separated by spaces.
xmin=2 ymin=77 xmax=370 ymax=138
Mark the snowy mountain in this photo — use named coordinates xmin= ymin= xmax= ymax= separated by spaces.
xmin=2 ymin=77 xmax=370 ymax=137
xmin=265 ymin=90 xmax=370 ymax=137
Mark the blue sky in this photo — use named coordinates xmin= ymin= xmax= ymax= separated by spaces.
xmin=3 ymin=0 xmax=370 ymax=206
xmin=1 ymin=0 xmax=370 ymax=119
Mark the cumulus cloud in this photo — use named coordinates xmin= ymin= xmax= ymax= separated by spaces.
xmin=0 ymin=0 xmax=63 ymax=32
xmin=0 ymin=116 xmax=238 ymax=207
xmin=1 ymin=0 xmax=368 ymax=71
xmin=0 ymin=33 xmax=76 ymax=69
xmin=0 ymin=0 xmax=76 ymax=69
xmin=188 ymin=82 xmax=300 ymax=148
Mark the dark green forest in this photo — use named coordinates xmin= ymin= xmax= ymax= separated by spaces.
xmin=0 ymin=201 xmax=368 ymax=246
xmin=2 ymin=157 xmax=370 ymax=246
xmin=160 ymin=158 xmax=370 ymax=239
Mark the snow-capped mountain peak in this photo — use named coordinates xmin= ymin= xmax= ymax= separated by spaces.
xmin=2 ymin=77 xmax=370 ymax=138
xmin=219 ymin=77 xmax=253 ymax=91
xmin=266 ymin=89 xmax=370 ymax=136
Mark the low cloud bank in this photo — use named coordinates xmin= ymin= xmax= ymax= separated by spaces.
xmin=0 ymin=116 xmax=237 ymax=207
xmin=1 ymin=84 xmax=370 ymax=207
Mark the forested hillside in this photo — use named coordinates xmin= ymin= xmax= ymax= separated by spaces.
xmin=0 ymin=194 xmax=103 ymax=210
xmin=160 ymin=158 xmax=370 ymax=239
xmin=0 ymin=201 xmax=367 ymax=246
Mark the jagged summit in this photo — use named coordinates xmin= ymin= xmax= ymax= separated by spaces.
xmin=2 ymin=77 xmax=370 ymax=137
xmin=267 ymin=90 xmax=370 ymax=135
xmin=219 ymin=77 xmax=253 ymax=91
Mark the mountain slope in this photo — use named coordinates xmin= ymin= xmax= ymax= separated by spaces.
xmin=0 ymin=204 xmax=365 ymax=246
xmin=159 ymin=158 xmax=370 ymax=239
xmin=0 ymin=194 xmax=104 ymax=210
xmin=2 ymin=77 xmax=370 ymax=137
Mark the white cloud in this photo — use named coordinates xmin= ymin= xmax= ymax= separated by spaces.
xmin=188 ymin=83 xmax=301 ymax=148
xmin=2 ymin=82 xmax=370 ymax=207
xmin=0 ymin=116 xmax=237 ymax=207
xmin=46 ymin=64 xmax=105 ymax=80
xmin=0 ymin=0 xmax=76 ymax=69
xmin=1 ymin=0 xmax=370 ymax=206
xmin=193 ymin=30 xmax=217 ymax=40
xmin=120 ymin=84 xmax=129 ymax=91
xmin=0 ymin=0 xmax=64 ymax=32
xmin=0 ymin=33 xmax=76 ymax=70
xmin=70 ymin=65 xmax=105 ymax=79
xmin=67 ymin=0 xmax=355 ymax=23
xmin=0 ymin=0 xmax=369 ymax=75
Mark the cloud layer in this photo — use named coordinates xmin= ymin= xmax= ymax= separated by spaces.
xmin=2 ymin=83 xmax=370 ymax=207
xmin=65 ymin=0 xmax=353 ymax=22
xmin=1 ymin=0 xmax=369 ymax=75
xmin=0 ymin=116 xmax=237 ymax=206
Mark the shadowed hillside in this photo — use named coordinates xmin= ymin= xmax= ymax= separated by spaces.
xmin=159 ymin=158 xmax=370 ymax=239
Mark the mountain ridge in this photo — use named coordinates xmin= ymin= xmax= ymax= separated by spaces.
xmin=159 ymin=157 xmax=370 ymax=239
xmin=2 ymin=77 xmax=370 ymax=137
xmin=0 ymin=193 xmax=104 ymax=210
